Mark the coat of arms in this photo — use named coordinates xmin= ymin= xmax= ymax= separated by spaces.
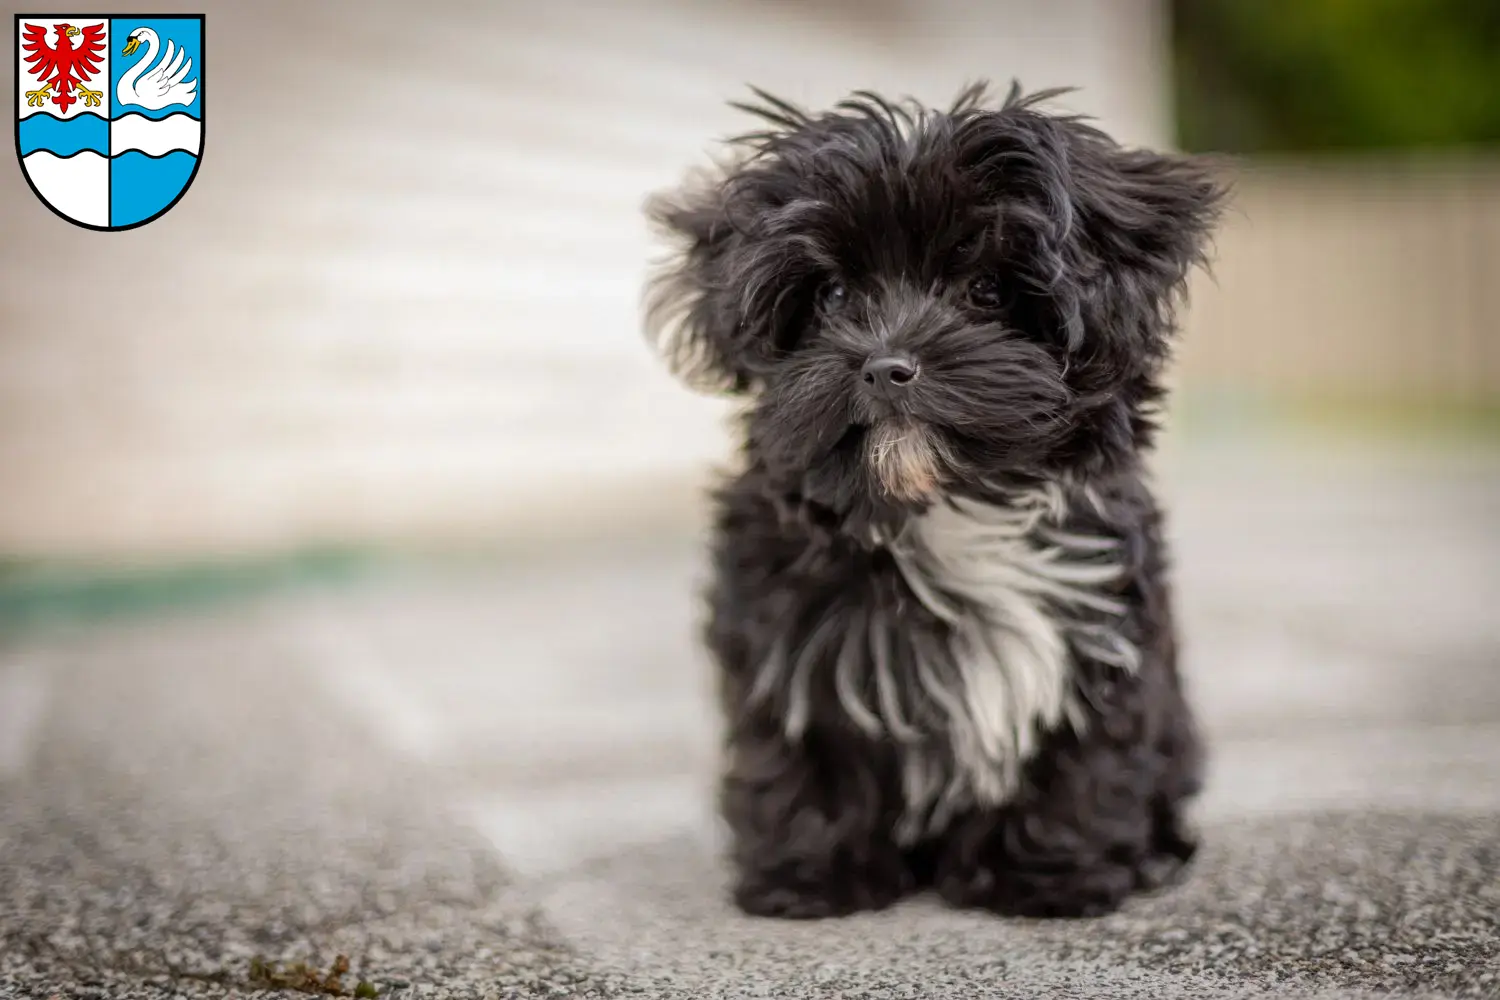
xmin=15 ymin=14 xmax=204 ymax=230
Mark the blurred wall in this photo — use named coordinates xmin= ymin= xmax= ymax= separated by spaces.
xmin=1 ymin=0 xmax=1170 ymax=562
xmin=1181 ymin=157 xmax=1500 ymax=402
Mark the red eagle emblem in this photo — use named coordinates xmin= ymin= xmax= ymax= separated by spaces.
xmin=21 ymin=22 xmax=107 ymax=114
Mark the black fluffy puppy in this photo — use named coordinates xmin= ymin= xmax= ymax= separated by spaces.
xmin=643 ymin=82 xmax=1226 ymax=920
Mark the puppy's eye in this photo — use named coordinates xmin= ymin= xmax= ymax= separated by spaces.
xmin=818 ymin=280 xmax=848 ymax=314
xmin=968 ymin=276 xmax=1004 ymax=310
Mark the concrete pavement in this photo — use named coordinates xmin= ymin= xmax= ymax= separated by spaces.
xmin=2 ymin=445 xmax=1498 ymax=998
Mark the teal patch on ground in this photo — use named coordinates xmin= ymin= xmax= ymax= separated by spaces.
xmin=0 ymin=548 xmax=378 ymax=632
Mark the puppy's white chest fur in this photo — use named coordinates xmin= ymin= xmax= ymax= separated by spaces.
xmin=878 ymin=488 xmax=1138 ymax=841
xmin=758 ymin=485 xmax=1140 ymax=843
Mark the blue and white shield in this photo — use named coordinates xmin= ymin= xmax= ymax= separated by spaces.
xmin=15 ymin=13 xmax=203 ymax=231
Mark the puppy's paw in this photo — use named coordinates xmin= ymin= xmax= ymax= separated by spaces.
xmin=1134 ymin=852 xmax=1188 ymax=894
xmin=1136 ymin=802 xmax=1199 ymax=892
xmin=733 ymin=880 xmax=850 ymax=920
xmin=732 ymin=855 xmax=911 ymax=920
xmin=937 ymin=859 xmax=1137 ymax=919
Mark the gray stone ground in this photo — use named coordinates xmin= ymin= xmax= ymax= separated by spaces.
xmin=3 ymin=445 xmax=1499 ymax=999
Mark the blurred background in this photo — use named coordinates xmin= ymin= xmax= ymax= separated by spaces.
xmin=1 ymin=0 xmax=1496 ymax=574
xmin=1 ymin=2 xmax=1498 ymax=994
xmin=0 ymin=0 xmax=1495 ymax=570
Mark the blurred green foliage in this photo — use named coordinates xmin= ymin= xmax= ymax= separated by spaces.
xmin=1172 ymin=0 xmax=1500 ymax=153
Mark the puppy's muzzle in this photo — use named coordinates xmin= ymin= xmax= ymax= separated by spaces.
xmin=860 ymin=352 xmax=919 ymax=405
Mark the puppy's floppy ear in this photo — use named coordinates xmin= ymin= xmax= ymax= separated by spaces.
xmin=958 ymin=86 xmax=1228 ymax=360
xmin=642 ymin=171 xmax=756 ymax=394
xmin=1057 ymin=125 xmax=1228 ymax=356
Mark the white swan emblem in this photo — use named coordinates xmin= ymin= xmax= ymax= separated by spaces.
xmin=117 ymin=28 xmax=198 ymax=111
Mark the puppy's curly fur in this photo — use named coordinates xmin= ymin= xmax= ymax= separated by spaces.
xmin=643 ymin=82 xmax=1226 ymax=919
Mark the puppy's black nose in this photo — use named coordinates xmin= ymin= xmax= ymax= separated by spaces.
xmin=861 ymin=354 xmax=918 ymax=398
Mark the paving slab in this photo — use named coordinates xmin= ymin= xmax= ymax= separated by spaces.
xmin=0 ymin=615 xmax=620 ymax=999
xmin=2 ymin=447 xmax=1498 ymax=998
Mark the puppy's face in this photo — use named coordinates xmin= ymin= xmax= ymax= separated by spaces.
xmin=646 ymin=84 xmax=1224 ymax=521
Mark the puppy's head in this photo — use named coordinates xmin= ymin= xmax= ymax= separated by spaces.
xmin=645 ymin=82 xmax=1225 ymax=520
